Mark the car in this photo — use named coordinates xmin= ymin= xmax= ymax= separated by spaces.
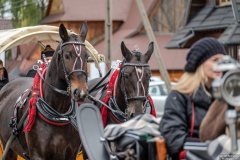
xmin=150 ymin=76 xmax=162 ymax=82
xmin=148 ymin=81 xmax=175 ymax=117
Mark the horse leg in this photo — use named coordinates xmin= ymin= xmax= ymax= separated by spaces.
xmin=2 ymin=148 xmax=18 ymax=160
xmin=82 ymin=147 xmax=89 ymax=160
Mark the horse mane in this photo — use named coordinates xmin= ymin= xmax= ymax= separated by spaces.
xmin=131 ymin=51 xmax=142 ymax=61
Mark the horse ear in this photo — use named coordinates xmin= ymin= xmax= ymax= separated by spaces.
xmin=79 ymin=21 xmax=88 ymax=41
xmin=59 ymin=23 xmax=69 ymax=42
xmin=121 ymin=41 xmax=132 ymax=61
xmin=144 ymin=42 xmax=154 ymax=63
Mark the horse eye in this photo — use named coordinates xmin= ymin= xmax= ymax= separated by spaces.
xmin=64 ymin=53 xmax=70 ymax=59
xmin=147 ymin=74 xmax=152 ymax=80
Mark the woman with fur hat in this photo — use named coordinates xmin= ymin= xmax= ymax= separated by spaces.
xmin=159 ymin=37 xmax=226 ymax=160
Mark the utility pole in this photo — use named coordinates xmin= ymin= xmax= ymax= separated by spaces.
xmin=105 ymin=0 xmax=112 ymax=73
xmin=135 ymin=0 xmax=171 ymax=92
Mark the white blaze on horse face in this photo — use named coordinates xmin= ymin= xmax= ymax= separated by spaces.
xmin=80 ymin=89 xmax=85 ymax=98
xmin=137 ymin=67 xmax=142 ymax=74
xmin=76 ymin=46 xmax=79 ymax=52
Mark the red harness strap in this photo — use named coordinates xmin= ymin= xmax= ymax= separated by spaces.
xmin=23 ymin=63 xmax=46 ymax=132
xmin=148 ymin=95 xmax=156 ymax=117
xmin=101 ymin=67 xmax=120 ymax=127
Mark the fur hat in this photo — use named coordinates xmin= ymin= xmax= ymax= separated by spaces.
xmin=41 ymin=45 xmax=54 ymax=59
xmin=184 ymin=37 xmax=226 ymax=72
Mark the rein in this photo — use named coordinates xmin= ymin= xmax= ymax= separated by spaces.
xmin=36 ymin=61 xmax=78 ymax=129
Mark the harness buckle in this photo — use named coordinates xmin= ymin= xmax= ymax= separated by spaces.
xmin=33 ymin=65 xmax=39 ymax=70
xmin=67 ymin=86 xmax=71 ymax=96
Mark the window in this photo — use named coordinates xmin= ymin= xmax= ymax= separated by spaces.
xmin=219 ymin=0 xmax=231 ymax=6
xmin=149 ymin=84 xmax=168 ymax=96
xmin=149 ymin=86 xmax=160 ymax=96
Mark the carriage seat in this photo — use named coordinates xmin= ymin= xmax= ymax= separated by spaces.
xmin=76 ymin=103 xmax=167 ymax=160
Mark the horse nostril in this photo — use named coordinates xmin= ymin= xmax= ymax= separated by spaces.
xmin=130 ymin=113 xmax=134 ymax=118
xmin=74 ymin=89 xmax=80 ymax=97
xmin=82 ymin=93 xmax=87 ymax=99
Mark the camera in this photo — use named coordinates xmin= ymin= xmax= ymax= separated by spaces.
xmin=212 ymin=55 xmax=240 ymax=106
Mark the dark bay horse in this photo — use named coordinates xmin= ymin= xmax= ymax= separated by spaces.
xmin=0 ymin=22 xmax=89 ymax=159
xmin=87 ymin=41 xmax=155 ymax=126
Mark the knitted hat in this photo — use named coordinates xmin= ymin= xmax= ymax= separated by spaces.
xmin=184 ymin=37 xmax=226 ymax=72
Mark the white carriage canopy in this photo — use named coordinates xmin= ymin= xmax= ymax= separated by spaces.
xmin=0 ymin=25 xmax=105 ymax=76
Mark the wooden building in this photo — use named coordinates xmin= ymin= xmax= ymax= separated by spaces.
xmin=166 ymin=0 xmax=240 ymax=61
xmin=40 ymin=0 xmax=192 ymax=82
xmin=6 ymin=0 xmax=240 ymax=82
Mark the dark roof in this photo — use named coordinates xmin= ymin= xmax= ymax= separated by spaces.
xmin=166 ymin=1 xmax=240 ymax=48
xmin=218 ymin=23 xmax=240 ymax=45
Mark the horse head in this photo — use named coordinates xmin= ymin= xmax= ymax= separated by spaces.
xmin=54 ymin=22 xmax=89 ymax=102
xmin=118 ymin=41 xmax=154 ymax=118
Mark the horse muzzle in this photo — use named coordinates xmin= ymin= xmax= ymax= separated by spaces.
xmin=70 ymin=81 xmax=88 ymax=102
xmin=127 ymin=100 xmax=144 ymax=118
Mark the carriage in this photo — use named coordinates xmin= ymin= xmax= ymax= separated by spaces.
xmin=0 ymin=23 xmax=165 ymax=160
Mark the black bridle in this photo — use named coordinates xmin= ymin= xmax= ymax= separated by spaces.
xmin=88 ymin=61 xmax=152 ymax=122
xmin=102 ymin=61 xmax=151 ymax=120
xmin=120 ymin=62 xmax=150 ymax=106
xmin=57 ymin=41 xmax=88 ymax=95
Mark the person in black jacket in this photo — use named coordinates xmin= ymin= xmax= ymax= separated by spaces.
xmin=159 ymin=37 xmax=227 ymax=160
xmin=0 ymin=59 xmax=9 ymax=90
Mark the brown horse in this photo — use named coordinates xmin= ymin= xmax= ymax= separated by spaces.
xmin=87 ymin=41 xmax=155 ymax=126
xmin=0 ymin=22 xmax=89 ymax=160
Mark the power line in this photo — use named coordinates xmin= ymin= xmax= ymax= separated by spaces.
xmin=0 ymin=0 xmax=47 ymax=10
xmin=0 ymin=1 xmax=40 ymax=12
xmin=0 ymin=0 xmax=29 ymax=10
xmin=0 ymin=0 xmax=47 ymax=12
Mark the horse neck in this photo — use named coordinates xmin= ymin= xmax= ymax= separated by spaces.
xmin=42 ymin=61 xmax=71 ymax=113
xmin=114 ymin=75 xmax=127 ymax=111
